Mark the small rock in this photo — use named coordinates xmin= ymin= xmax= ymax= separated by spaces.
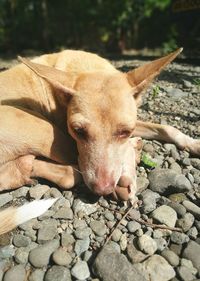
xmin=155 ymin=238 xmax=167 ymax=251
xmin=120 ymin=233 xmax=127 ymax=251
xmin=0 ymin=245 xmax=15 ymax=259
xmin=134 ymin=254 xmax=175 ymax=281
xmin=29 ymin=184 xmax=50 ymax=199
xmin=90 ymin=220 xmax=107 ymax=236
xmin=127 ymin=221 xmax=141 ymax=233
xmin=37 ymin=221 xmax=57 ymax=243
xmin=92 ymin=244 xmax=145 ymax=281
xmin=151 ymin=205 xmax=177 ymax=227
xmin=190 ymin=158 xmax=200 ymax=169
xmin=71 ymin=260 xmax=90 ymax=280
xmin=137 ymin=234 xmax=157 ymax=255
xmin=29 ymin=239 xmax=59 ymax=268
xmin=104 ymin=211 xmax=115 ymax=221
xmin=73 ymin=199 xmax=97 ymax=215
xmin=111 ymin=229 xmax=122 ymax=242
xmin=12 ymin=186 xmax=29 ymax=198
xmin=3 ymin=265 xmax=26 ymax=281
xmin=12 ymin=234 xmax=31 ymax=247
xmin=53 ymin=207 xmax=73 ymax=219
xmin=0 ymin=193 xmax=12 ymax=207
xmin=61 ymin=232 xmax=75 ymax=247
xmin=161 ymin=249 xmax=179 ymax=266
xmin=52 ymin=247 xmax=72 ymax=266
xmin=166 ymin=87 xmax=188 ymax=100
xmin=170 ymin=231 xmax=189 ymax=244
xmin=187 ymin=226 xmax=198 ymax=239
xmin=182 ymin=241 xmax=200 ymax=271
xmin=74 ymin=238 xmax=90 ymax=256
xmin=136 ymin=177 xmax=149 ymax=193
xmin=127 ymin=242 xmax=148 ymax=264
xmin=140 ymin=189 xmax=160 ymax=214
xmin=182 ymin=200 xmax=200 ymax=219
xmin=14 ymin=248 xmax=29 ymax=264
xmin=177 ymin=266 xmax=195 ymax=281
xmin=45 ymin=266 xmax=71 ymax=281
xmin=169 ymin=162 xmax=182 ymax=174
xmin=148 ymin=169 xmax=191 ymax=194
xmin=167 ymin=202 xmax=186 ymax=217
xmin=176 ymin=213 xmax=195 ymax=232
xmin=181 ymin=258 xmax=198 ymax=275
xmin=29 ymin=269 xmax=45 ymax=281
xmin=168 ymin=193 xmax=187 ymax=203
xmin=74 ymin=227 xmax=92 ymax=239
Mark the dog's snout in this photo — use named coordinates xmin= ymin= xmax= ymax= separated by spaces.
xmin=91 ymin=180 xmax=115 ymax=196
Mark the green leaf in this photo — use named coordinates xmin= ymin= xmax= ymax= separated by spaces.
xmin=141 ymin=153 xmax=157 ymax=168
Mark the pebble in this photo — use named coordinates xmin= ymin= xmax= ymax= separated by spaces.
xmin=14 ymin=248 xmax=29 ymax=264
xmin=148 ymin=169 xmax=191 ymax=194
xmin=127 ymin=221 xmax=141 ymax=233
xmin=74 ymin=238 xmax=90 ymax=256
xmin=0 ymin=193 xmax=12 ymax=207
xmin=61 ymin=232 xmax=75 ymax=247
xmin=176 ymin=212 xmax=195 ymax=232
xmin=92 ymin=244 xmax=145 ymax=281
xmin=177 ymin=266 xmax=195 ymax=281
xmin=155 ymin=238 xmax=167 ymax=251
xmin=170 ymin=231 xmax=189 ymax=244
xmin=104 ymin=210 xmax=114 ymax=221
xmin=120 ymin=233 xmax=128 ymax=251
xmin=181 ymin=258 xmax=198 ymax=275
xmin=137 ymin=234 xmax=157 ymax=255
xmin=151 ymin=205 xmax=177 ymax=227
xmin=140 ymin=189 xmax=160 ymax=213
xmin=182 ymin=200 xmax=200 ymax=219
xmin=134 ymin=254 xmax=175 ymax=281
xmin=90 ymin=220 xmax=107 ymax=236
xmin=12 ymin=234 xmax=31 ymax=247
xmin=37 ymin=221 xmax=57 ymax=243
xmin=168 ymin=201 xmax=186 ymax=217
xmin=12 ymin=186 xmax=29 ymax=198
xmin=73 ymin=199 xmax=97 ymax=215
xmin=127 ymin=242 xmax=148 ymax=264
xmin=3 ymin=265 xmax=26 ymax=281
xmin=29 ymin=239 xmax=59 ymax=268
xmin=29 ymin=184 xmax=50 ymax=199
xmin=161 ymin=249 xmax=179 ymax=266
xmin=0 ymin=246 xmax=15 ymax=259
xmin=71 ymin=260 xmax=90 ymax=280
xmin=74 ymin=227 xmax=92 ymax=239
xmin=111 ymin=229 xmax=122 ymax=242
xmin=168 ymin=193 xmax=187 ymax=203
xmin=53 ymin=207 xmax=73 ymax=219
xmin=182 ymin=241 xmax=200 ymax=271
xmin=29 ymin=269 xmax=45 ymax=281
xmin=45 ymin=266 xmax=71 ymax=281
xmin=136 ymin=177 xmax=149 ymax=193
xmin=52 ymin=247 xmax=72 ymax=266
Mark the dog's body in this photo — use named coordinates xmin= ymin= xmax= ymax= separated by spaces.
xmin=0 ymin=49 xmax=199 ymax=234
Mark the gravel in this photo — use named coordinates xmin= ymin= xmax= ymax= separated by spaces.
xmin=0 ymin=57 xmax=200 ymax=281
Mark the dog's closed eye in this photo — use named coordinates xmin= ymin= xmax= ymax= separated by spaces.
xmin=114 ymin=129 xmax=133 ymax=139
xmin=73 ymin=126 xmax=88 ymax=140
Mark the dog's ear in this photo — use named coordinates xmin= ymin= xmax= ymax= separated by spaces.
xmin=18 ymin=56 xmax=76 ymax=98
xmin=127 ymin=48 xmax=182 ymax=105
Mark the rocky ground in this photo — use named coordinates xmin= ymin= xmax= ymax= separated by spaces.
xmin=0 ymin=57 xmax=200 ymax=281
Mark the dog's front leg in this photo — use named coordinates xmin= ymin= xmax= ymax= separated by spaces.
xmin=134 ymin=120 xmax=200 ymax=156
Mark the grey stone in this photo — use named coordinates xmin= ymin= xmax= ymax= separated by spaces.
xmin=29 ymin=184 xmax=50 ymax=199
xmin=73 ymin=199 xmax=97 ymax=215
xmin=37 ymin=221 xmax=57 ymax=243
xmin=161 ymin=249 xmax=179 ymax=266
xmin=176 ymin=212 xmax=195 ymax=232
xmin=44 ymin=266 xmax=71 ymax=281
xmin=61 ymin=232 xmax=75 ymax=247
xmin=148 ymin=169 xmax=192 ymax=194
xmin=166 ymin=87 xmax=188 ymax=100
xmin=29 ymin=269 xmax=45 ymax=281
xmin=168 ymin=202 xmax=186 ymax=217
xmin=182 ymin=200 xmax=200 ymax=219
xmin=187 ymin=226 xmax=198 ymax=239
xmin=170 ymin=231 xmax=189 ymax=244
xmin=127 ymin=221 xmax=141 ymax=233
xmin=93 ymin=244 xmax=145 ymax=281
xmin=140 ymin=189 xmax=160 ymax=213
xmin=136 ymin=177 xmax=149 ymax=193
xmin=0 ymin=193 xmax=12 ymax=207
xmin=0 ymin=246 xmax=15 ymax=259
xmin=74 ymin=238 xmax=90 ymax=256
xmin=181 ymin=258 xmax=198 ymax=275
xmin=134 ymin=254 xmax=175 ymax=281
xmin=170 ymin=243 xmax=182 ymax=256
xmin=170 ymin=162 xmax=182 ymax=174
xmin=120 ymin=233 xmax=128 ymax=251
xmin=177 ymin=266 xmax=195 ymax=281
xmin=104 ymin=211 xmax=115 ymax=221
xmin=14 ymin=248 xmax=29 ymax=264
xmin=154 ymin=238 xmax=167 ymax=251
xmin=53 ymin=207 xmax=73 ymax=219
xmin=190 ymin=158 xmax=200 ymax=169
xmin=29 ymin=239 xmax=59 ymax=268
xmin=52 ymin=247 xmax=72 ymax=266
xmin=151 ymin=205 xmax=177 ymax=227
xmin=127 ymin=242 xmax=148 ymax=264
xmin=71 ymin=260 xmax=90 ymax=280
xmin=12 ymin=186 xmax=29 ymax=198
xmin=90 ymin=220 xmax=107 ymax=236
xmin=182 ymin=241 xmax=200 ymax=271
xmin=137 ymin=234 xmax=157 ymax=255
xmin=3 ymin=265 xmax=26 ymax=281
xmin=111 ymin=229 xmax=122 ymax=242
xmin=12 ymin=234 xmax=31 ymax=247
xmin=74 ymin=227 xmax=92 ymax=239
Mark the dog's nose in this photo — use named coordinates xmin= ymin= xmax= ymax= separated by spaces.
xmin=91 ymin=181 xmax=115 ymax=196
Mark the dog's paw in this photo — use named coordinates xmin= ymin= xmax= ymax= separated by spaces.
xmin=191 ymin=139 xmax=200 ymax=156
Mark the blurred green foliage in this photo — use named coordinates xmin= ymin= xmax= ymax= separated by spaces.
xmin=0 ymin=0 xmax=199 ymax=54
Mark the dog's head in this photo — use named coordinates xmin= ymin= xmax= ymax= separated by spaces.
xmin=19 ymin=48 xmax=182 ymax=196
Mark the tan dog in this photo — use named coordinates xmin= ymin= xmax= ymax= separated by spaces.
xmin=0 ymin=48 xmax=199 ymax=234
